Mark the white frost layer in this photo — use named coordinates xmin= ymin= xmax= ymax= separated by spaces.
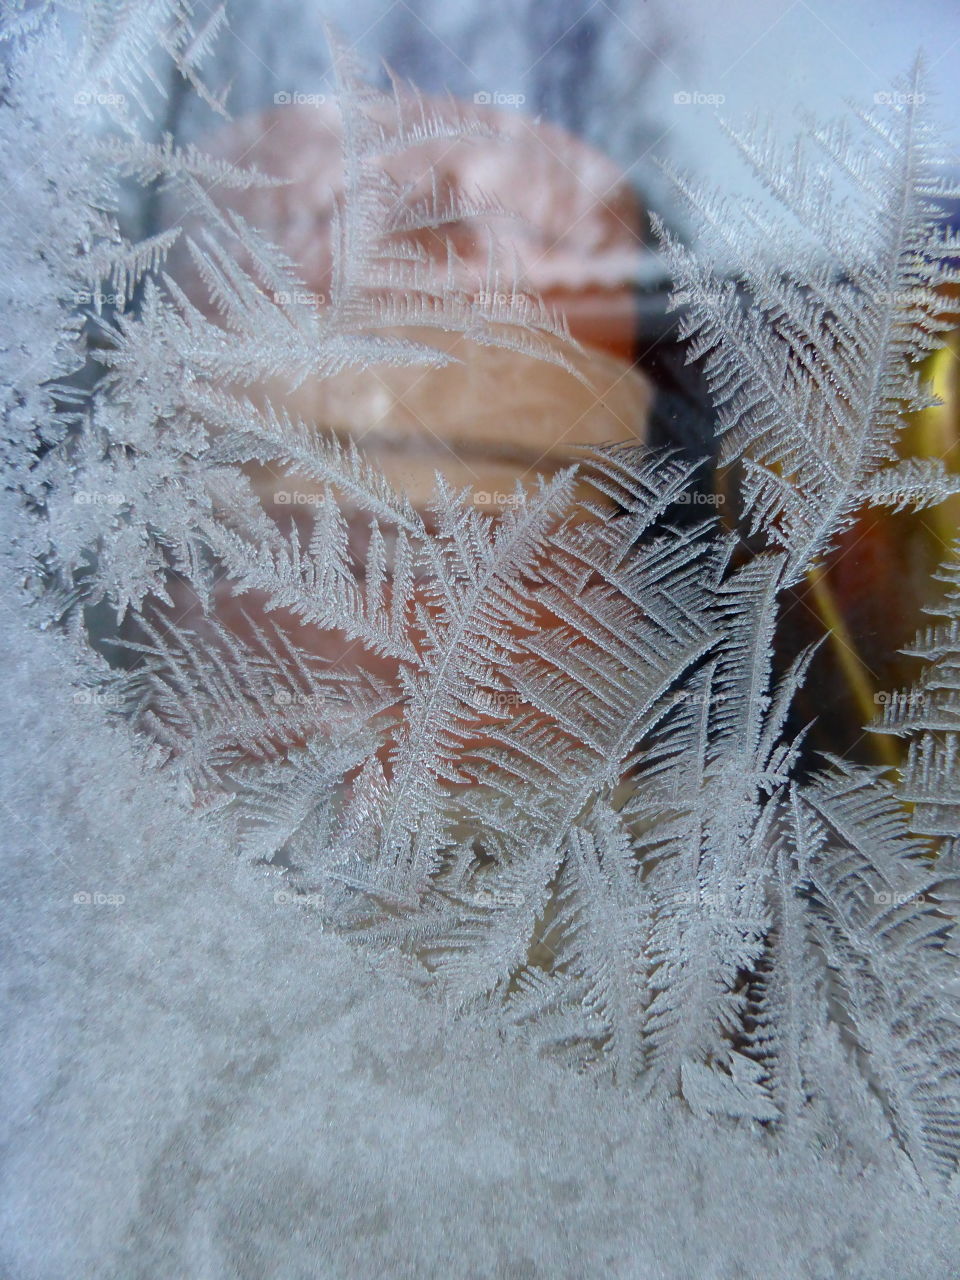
xmin=0 ymin=586 xmax=957 ymax=1280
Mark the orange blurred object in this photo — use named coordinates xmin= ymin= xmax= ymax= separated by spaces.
xmin=188 ymin=98 xmax=644 ymax=361
xmin=167 ymin=96 xmax=651 ymax=682
xmin=169 ymin=97 xmax=650 ymax=500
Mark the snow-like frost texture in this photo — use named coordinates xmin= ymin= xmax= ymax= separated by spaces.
xmin=1 ymin=576 xmax=958 ymax=1279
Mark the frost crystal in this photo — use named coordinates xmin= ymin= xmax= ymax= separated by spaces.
xmin=2 ymin=5 xmax=960 ymax=1274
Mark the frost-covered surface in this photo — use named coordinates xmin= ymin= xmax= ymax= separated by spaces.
xmin=1 ymin=573 xmax=958 ymax=1280
xmin=3 ymin=4 xmax=960 ymax=1272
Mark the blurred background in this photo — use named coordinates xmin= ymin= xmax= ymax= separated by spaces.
xmin=129 ymin=0 xmax=960 ymax=766
xmin=161 ymin=0 xmax=960 ymax=238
